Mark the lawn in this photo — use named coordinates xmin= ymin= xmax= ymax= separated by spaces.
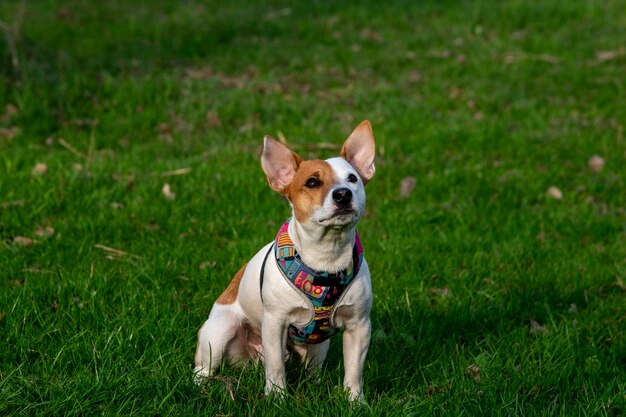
xmin=1 ymin=0 xmax=625 ymax=415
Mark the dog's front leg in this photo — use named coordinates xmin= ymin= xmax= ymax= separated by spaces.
xmin=262 ymin=312 xmax=287 ymax=396
xmin=342 ymin=317 xmax=371 ymax=402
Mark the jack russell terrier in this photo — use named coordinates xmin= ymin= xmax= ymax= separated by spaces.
xmin=194 ymin=121 xmax=376 ymax=401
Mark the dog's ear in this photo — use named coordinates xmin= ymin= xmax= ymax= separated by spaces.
xmin=340 ymin=120 xmax=376 ymax=184
xmin=261 ymin=135 xmax=303 ymax=193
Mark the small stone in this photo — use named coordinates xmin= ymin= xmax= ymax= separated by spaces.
xmin=32 ymin=163 xmax=48 ymax=176
xmin=547 ymin=186 xmax=563 ymax=200
xmin=399 ymin=176 xmax=417 ymax=198
xmin=588 ymin=155 xmax=605 ymax=173
xmin=206 ymin=111 xmax=222 ymax=127
xmin=465 ymin=364 xmax=481 ymax=382
xmin=162 ymin=183 xmax=176 ymax=200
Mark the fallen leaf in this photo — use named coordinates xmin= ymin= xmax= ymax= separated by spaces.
xmin=530 ymin=320 xmax=547 ymax=334
xmin=449 ymin=86 xmax=463 ymax=99
xmin=35 ymin=225 xmax=55 ymax=238
xmin=503 ymin=52 xmax=560 ymax=64
xmin=184 ymin=66 xmax=214 ymax=80
xmin=7 ymin=278 xmax=25 ymax=288
xmin=162 ymin=183 xmax=176 ymax=200
xmin=595 ymin=47 xmax=625 ymax=62
xmin=94 ymin=244 xmax=141 ymax=259
xmin=159 ymin=168 xmax=192 ymax=177
xmin=465 ymin=364 xmax=481 ymax=382
xmin=201 ymin=375 xmax=235 ymax=401
xmin=547 ymin=186 xmax=563 ymax=200
xmin=145 ymin=222 xmax=160 ymax=232
xmin=206 ymin=111 xmax=222 ymax=127
xmin=428 ymin=287 xmax=451 ymax=297
xmin=588 ymin=155 xmax=605 ymax=172
xmin=399 ymin=176 xmax=417 ymax=198
xmin=56 ymin=6 xmax=75 ymax=22
xmin=0 ymin=127 xmax=20 ymax=140
xmin=5 ymin=103 xmax=18 ymax=115
xmin=199 ymin=261 xmax=217 ymax=271
xmin=428 ymin=50 xmax=451 ymax=59
xmin=157 ymin=123 xmax=171 ymax=134
xmin=425 ymin=383 xmax=452 ymax=397
xmin=360 ymin=28 xmax=383 ymax=42
xmin=408 ymin=70 xmax=421 ymax=83
xmin=32 ymin=163 xmax=48 ymax=176
xmin=13 ymin=236 xmax=39 ymax=246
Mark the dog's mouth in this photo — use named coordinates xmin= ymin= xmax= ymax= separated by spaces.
xmin=318 ymin=207 xmax=357 ymax=224
xmin=333 ymin=207 xmax=354 ymax=216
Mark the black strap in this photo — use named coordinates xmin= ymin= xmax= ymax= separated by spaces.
xmin=259 ymin=243 xmax=274 ymax=303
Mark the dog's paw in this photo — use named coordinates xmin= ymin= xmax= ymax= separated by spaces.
xmin=264 ymin=385 xmax=287 ymax=402
xmin=335 ymin=385 xmax=366 ymax=405
xmin=192 ymin=366 xmax=210 ymax=386
xmin=348 ymin=390 xmax=366 ymax=405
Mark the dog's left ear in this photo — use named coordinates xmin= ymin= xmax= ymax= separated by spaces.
xmin=340 ymin=120 xmax=376 ymax=184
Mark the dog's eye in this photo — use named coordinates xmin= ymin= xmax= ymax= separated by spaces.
xmin=347 ymin=174 xmax=358 ymax=183
xmin=305 ymin=177 xmax=321 ymax=188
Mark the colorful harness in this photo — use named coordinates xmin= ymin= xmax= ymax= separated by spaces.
xmin=269 ymin=219 xmax=364 ymax=344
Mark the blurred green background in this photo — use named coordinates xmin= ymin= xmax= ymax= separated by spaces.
xmin=1 ymin=1 xmax=625 ymax=415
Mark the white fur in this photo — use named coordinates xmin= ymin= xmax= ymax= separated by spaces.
xmin=195 ymin=155 xmax=373 ymax=402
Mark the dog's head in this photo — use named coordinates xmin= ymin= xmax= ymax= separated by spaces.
xmin=261 ymin=121 xmax=376 ymax=227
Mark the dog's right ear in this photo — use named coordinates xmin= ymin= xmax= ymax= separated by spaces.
xmin=261 ymin=135 xmax=303 ymax=194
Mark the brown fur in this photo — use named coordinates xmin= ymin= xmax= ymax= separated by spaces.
xmin=340 ymin=120 xmax=376 ymax=184
xmin=216 ymin=263 xmax=247 ymax=304
xmin=284 ymin=160 xmax=336 ymax=223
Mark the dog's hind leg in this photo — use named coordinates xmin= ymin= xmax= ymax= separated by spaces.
xmin=194 ymin=304 xmax=243 ymax=382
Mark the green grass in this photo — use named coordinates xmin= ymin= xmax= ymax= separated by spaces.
xmin=1 ymin=0 xmax=625 ymax=415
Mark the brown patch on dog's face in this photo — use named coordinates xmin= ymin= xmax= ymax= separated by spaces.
xmin=216 ymin=263 xmax=248 ymax=304
xmin=284 ymin=160 xmax=337 ymax=223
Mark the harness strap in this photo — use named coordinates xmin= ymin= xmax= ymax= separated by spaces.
xmin=259 ymin=243 xmax=274 ymax=303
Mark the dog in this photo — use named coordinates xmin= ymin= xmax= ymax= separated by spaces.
xmin=194 ymin=120 xmax=376 ymax=401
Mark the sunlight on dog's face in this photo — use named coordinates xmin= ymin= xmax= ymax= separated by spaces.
xmin=273 ymin=156 xmax=366 ymax=226
xmin=261 ymin=121 xmax=375 ymax=228
xmin=306 ymin=157 xmax=365 ymax=227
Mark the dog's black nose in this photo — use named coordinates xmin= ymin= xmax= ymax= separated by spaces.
xmin=332 ymin=188 xmax=352 ymax=205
